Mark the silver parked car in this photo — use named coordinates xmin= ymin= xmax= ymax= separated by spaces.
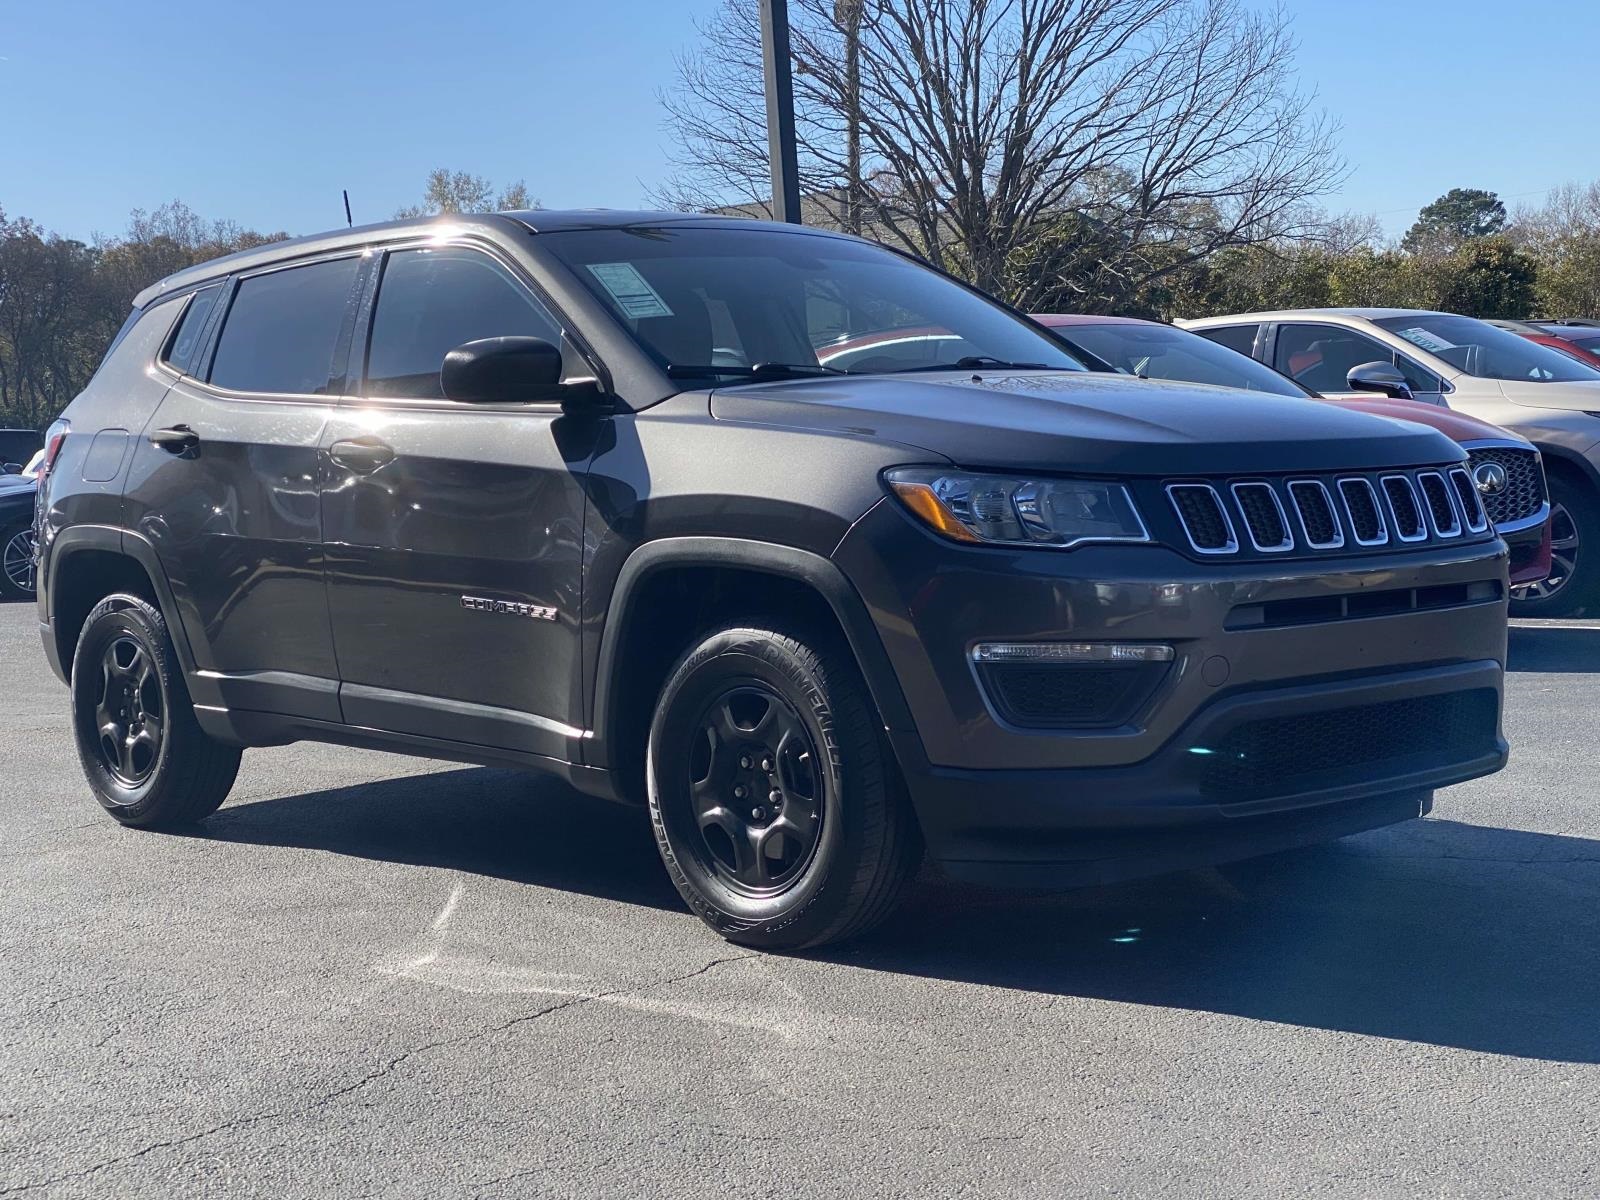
xmin=1182 ymin=308 xmax=1600 ymax=616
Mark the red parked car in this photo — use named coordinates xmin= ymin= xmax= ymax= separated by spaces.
xmin=1032 ymin=314 xmax=1552 ymax=587
xmin=1487 ymin=320 xmax=1600 ymax=370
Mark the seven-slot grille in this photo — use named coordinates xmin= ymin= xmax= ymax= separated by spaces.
xmin=1166 ymin=467 xmax=1490 ymax=558
xmin=1464 ymin=445 xmax=1546 ymax=527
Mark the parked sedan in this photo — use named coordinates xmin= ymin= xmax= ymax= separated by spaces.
xmin=0 ymin=473 xmax=38 ymax=600
xmin=1180 ymin=308 xmax=1600 ymax=615
xmin=1035 ymin=314 xmax=1552 ymax=589
xmin=1487 ymin=320 xmax=1600 ymax=370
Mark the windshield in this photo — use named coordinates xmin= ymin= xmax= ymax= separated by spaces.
xmin=1376 ymin=314 xmax=1600 ymax=383
xmin=1047 ymin=321 xmax=1309 ymax=398
xmin=543 ymin=225 xmax=1088 ymax=379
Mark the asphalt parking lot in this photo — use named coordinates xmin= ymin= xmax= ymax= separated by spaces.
xmin=2 ymin=602 xmax=1597 ymax=1199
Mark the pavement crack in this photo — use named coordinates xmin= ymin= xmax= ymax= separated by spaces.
xmin=0 ymin=952 xmax=757 ymax=1196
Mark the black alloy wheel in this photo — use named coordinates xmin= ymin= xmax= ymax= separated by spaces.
xmin=93 ymin=635 xmax=165 ymax=786
xmin=685 ymin=684 xmax=824 ymax=895
xmin=648 ymin=624 xmax=922 ymax=950
xmin=72 ymin=593 xmax=242 ymax=828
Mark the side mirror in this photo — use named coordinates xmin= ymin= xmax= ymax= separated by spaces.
xmin=440 ymin=337 xmax=604 ymax=413
xmin=1346 ymin=361 xmax=1414 ymax=401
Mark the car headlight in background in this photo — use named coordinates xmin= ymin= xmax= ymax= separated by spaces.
xmin=885 ymin=467 xmax=1149 ymax=549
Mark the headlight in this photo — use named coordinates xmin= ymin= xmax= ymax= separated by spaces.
xmin=885 ymin=467 xmax=1149 ymax=549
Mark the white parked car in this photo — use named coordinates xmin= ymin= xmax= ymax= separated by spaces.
xmin=1182 ymin=308 xmax=1600 ymax=616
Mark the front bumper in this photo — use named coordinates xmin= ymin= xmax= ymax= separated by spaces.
xmin=835 ymin=501 xmax=1509 ymax=885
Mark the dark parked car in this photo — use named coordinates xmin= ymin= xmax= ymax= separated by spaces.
xmin=36 ymin=212 xmax=1509 ymax=948
xmin=0 ymin=473 xmax=38 ymax=599
xmin=0 ymin=428 xmax=43 ymax=474
xmin=1033 ymin=315 xmax=1552 ymax=589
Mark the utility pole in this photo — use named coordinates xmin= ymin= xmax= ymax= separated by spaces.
xmin=836 ymin=0 xmax=862 ymax=235
xmin=759 ymin=0 xmax=804 ymax=224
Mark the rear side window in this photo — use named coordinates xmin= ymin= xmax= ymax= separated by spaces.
xmin=1196 ymin=324 xmax=1259 ymax=357
xmin=365 ymin=246 xmax=562 ymax=399
xmin=209 ymin=257 xmax=360 ymax=395
xmin=160 ymin=285 xmax=222 ymax=374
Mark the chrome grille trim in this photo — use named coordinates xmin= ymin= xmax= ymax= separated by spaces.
xmin=1449 ymin=466 xmax=1490 ymax=534
xmin=1417 ymin=470 xmax=1462 ymax=538
xmin=1229 ymin=482 xmax=1294 ymax=552
xmin=1286 ymin=479 xmax=1344 ymax=549
xmin=1380 ymin=474 xmax=1428 ymax=542
xmin=1335 ymin=476 xmax=1390 ymax=546
xmin=1165 ymin=483 xmax=1238 ymax=554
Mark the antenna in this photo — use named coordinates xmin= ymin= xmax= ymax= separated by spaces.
xmin=342 ymin=190 xmax=353 ymax=228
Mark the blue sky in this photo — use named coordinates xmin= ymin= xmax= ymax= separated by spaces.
xmin=3 ymin=0 xmax=1597 ymax=242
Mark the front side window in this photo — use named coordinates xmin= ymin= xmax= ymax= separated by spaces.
xmin=1052 ymin=322 xmax=1307 ymax=397
xmin=365 ymin=246 xmax=564 ymax=399
xmin=1273 ymin=324 xmax=1398 ymax=394
xmin=1376 ymin=314 xmax=1600 ymax=383
xmin=542 ymin=226 xmax=1087 ymax=380
xmin=209 ymin=257 xmax=360 ymax=395
xmin=161 ymin=285 xmax=222 ymax=374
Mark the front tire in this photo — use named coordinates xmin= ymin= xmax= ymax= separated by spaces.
xmin=647 ymin=625 xmax=921 ymax=950
xmin=71 ymin=594 xmax=242 ymax=828
xmin=1510 ymin=474 xmax=1600 ymax=618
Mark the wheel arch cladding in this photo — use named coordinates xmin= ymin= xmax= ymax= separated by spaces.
xmin=48 ymin=530 xmax=180 ymax=683
xmin=588 ymin=538 xmax=918 ymax=803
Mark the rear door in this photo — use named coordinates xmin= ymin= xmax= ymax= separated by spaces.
xmin=121 ymin=254 xmax=363 ymax=721
xmin=318 ymin=239 xmax=598 ymax=760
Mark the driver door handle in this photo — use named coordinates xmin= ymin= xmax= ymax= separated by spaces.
xmin=328 ymin=436 xmax=395 ymax=474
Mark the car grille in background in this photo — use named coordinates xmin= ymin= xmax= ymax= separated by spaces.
xmin=1166 ymin=467 xmax=1493 ymax=558
xmin=1465 ymin=446 xmax=1546 ymax=527
xmin=976 ymin=661 xmax=1172 ymax=729
xmin=1197 ymin=688 xmax=1499 ymax=802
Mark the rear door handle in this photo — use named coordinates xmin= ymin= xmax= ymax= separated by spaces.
xmin=148 ymin=425 xmax=199 ymax=454
xmin=328 ymin=436 xmax=395 ymax=474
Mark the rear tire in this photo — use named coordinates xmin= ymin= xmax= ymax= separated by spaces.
xmin=0 ymin=519 xmax=35 ymax=601
xmin=647 ymin=624 xmax=921 ymax=950
xmin=71 ymin=594 xmax=242 ymax=829
xmin=1510 ymin=473 xmax=1600 ymax=618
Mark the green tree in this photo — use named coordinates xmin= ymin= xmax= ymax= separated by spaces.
xmin=1435 ymin=236 xmax=1538 ymax=319
xmin=1402 ymin=188 xmax=1506 ymax=254
xmin=393 ymin=169 xmax=539 ymax=218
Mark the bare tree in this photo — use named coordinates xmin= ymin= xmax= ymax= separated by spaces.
xmin=658 ymin=0 xmax=1341 ymax=309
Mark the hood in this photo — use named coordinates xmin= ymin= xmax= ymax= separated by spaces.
xmin=1494 ymin=379 xmax=1600 ymax=413
xmin=1321 ymin=396 xmax=1529 ymax=446
xmin=711 ymin=371 xmax=1463 ymax=476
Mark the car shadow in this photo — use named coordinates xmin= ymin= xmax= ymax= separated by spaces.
xmin=202 ymin=768 xmax=1600 ymax=1063
xmin=1508 ymin=622 xmax=1600 ymax=672
xmin=196 ymin=766 xmax=682 ymax=912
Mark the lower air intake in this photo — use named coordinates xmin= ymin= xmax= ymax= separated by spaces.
xmin=1198 ymin=688 xmax=1499 ymax=802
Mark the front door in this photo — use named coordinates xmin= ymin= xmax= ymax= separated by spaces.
xmin=123 ymin=255 xmax=363 ymax=721
xmin=1271 ymin=322 xmax=1448 ymax=405
xmin=319 ymin=241 xmax=598 ymax=761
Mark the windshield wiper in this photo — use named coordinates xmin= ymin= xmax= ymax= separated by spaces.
xmin=882 ymin=356 xmax=1070 ymax=374
xmin=665 ymin=362 xmax=846 ymax=381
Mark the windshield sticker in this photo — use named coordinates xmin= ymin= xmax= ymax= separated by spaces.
xmin=1394 ymin=326 xmax=1456 ymax=353
xmin=586 ymin=263 xmax=674 ymax=320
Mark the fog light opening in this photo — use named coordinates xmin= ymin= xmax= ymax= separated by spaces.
xmin=970 ymin=641 xmax=1175 ymax=664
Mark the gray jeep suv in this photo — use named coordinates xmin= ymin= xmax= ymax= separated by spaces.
xmin=34 ymin=212 xmax=1509 ymax=948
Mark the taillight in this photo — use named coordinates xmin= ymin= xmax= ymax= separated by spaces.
xmin=38 ymin=419 xmax=69 ymax=483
